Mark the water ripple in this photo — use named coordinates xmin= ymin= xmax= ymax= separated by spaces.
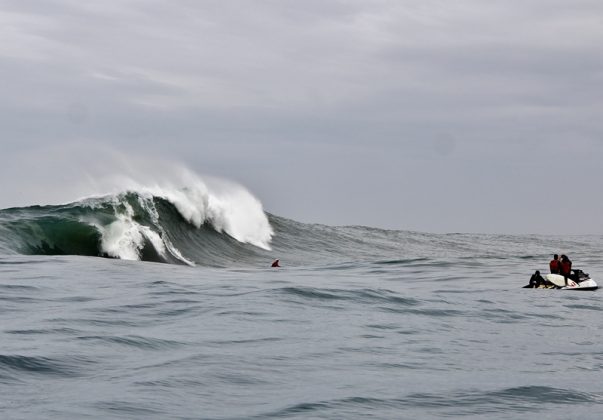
xmin=0 ymin=354 xmax=93 ymax=378
xmin=250 ymin=386 xmax=603 ymax=418
xmin=275 ymin=287 xmax=419 ymax=306
xmin=76 ymin=335 xmax=185 ymax=350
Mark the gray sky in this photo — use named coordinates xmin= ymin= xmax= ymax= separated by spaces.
xmin=1 ymin=0 xmax=602 ymax=234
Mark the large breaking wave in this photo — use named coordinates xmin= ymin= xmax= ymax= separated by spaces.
xmin=0 ymin=179 xmax=274 ymax=266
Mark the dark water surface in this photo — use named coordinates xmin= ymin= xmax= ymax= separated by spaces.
xmin=2 ymin=244 xmax=603 ymax=419
xmin=1 ymin=195 xmax=602 ymax=418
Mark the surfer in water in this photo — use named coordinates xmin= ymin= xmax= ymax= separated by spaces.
xmin=271 ymin=259 xmax=280 ymax=268
xmin=525 ymin=270 xmax=545 ymax=288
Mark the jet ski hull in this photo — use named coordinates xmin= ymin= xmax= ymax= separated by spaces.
xmin=545 ymin=274 xmax=598 ymax=290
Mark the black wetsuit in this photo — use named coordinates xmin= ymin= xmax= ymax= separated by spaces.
xmin=528 ymin=273 xmax=544 ymax=288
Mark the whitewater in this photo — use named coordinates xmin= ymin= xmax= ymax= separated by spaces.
xmin=1 ymin=176 xmax=603 ymax=419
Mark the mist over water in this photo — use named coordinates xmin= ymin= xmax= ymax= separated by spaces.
xmin=1 ymin=171 xmax=603 ymax=419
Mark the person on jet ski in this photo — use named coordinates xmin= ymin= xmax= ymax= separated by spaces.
xmin=560 ymin=255 xmax=572 ymax=285
xmin=549 ymin=254 xmax=561 ymax=274
xmin=526 ymin=270 xmax=545 ymax=288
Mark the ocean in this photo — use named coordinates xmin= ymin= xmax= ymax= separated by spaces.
xmin=1 ymin=185 xmax=602 ymax=419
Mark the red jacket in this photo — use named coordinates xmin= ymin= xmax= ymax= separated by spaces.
xmin=549 ymin=259 xmax=560 ymax=274
xmin=560 ymin=260 xmax=572 ymax=276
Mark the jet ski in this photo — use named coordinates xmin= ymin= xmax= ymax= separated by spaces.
xmin=545 ymin=269 xmax=598 ymax=290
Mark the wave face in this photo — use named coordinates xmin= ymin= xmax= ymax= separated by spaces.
xmin=0 ymin=184 xmax=274 ymax=266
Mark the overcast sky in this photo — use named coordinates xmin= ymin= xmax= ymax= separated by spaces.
xmin=1 ymin=0 xmax=602 ymax=234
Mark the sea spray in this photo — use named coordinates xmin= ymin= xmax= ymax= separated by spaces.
xmin=78 ymin=167 xmax=274 ymax=250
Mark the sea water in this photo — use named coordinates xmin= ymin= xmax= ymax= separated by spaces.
xmin=1 ymin=185 xmax=602 ymax=419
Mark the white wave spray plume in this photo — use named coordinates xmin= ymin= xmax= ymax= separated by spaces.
xmin=87 ymin=160 xmax=274 ymax=253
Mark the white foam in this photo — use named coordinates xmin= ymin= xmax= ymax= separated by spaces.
xmin=154 ymin=185 xmax=273 ymax=250
xmin=80 ymin=165 xmax=273 ymax=254
xmin=94 ymin=202 xmax=166 ymax=261
xmin=205 ymin=183 xmax=274 ymax=250
xmin=136 ymin=194 xmax=197 ymax=265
